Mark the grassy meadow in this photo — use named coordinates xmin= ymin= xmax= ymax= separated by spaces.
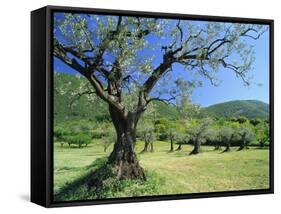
xmin=54 ymin=140 xmax=269 ymax=200
xmin=53 ymin=73 xmax=270 ymax=201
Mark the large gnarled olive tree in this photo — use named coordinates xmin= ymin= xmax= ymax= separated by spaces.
xmin=53 ymin=13 xmax=266 ymax=181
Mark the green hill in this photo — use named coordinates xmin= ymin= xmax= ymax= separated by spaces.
xmin=203 ymin=100 xmax=269 ymax=119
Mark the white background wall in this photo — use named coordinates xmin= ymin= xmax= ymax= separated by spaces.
xmin=0 ymin=0 xmax=279 ymax=213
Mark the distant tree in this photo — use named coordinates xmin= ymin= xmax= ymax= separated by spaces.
xmin=236 ymin=116 xmax=248 ymax=124
xmin=54 ymin=125 xmax=70 ymax=148
xmin=188 ymin=118 xmax=213 ymax=155
xmin=213 ymin=139 xmax=221 ymax=151
xmin=250 ymin=118 xmax=262 ymax=126
xmin=155 ymin=118 xmax=174 ymax=141
xmin=140 ymin=128 xmax=155 ymax=152
xmin=175 ymin=81 xmax=201 ymax=121
xmin=229 ymin=117 xmax=237 ymax=123
xmin=237 ymin=125 xmax=255 ymax=150
xmin=138 ymin=102 xmax=157 ymax=152
xmin=175 ymin=132 xmax=189 ymax=151
xmin=102 ymin=135 xmax=115 ymax=152
xmin=167 ymin=128 xmax=177 ymax=152
xmin=101 ymin=125 xmax=116 ymax=152
xmin=64 ymin=133 xmax=92 ymax=148
xmin=205 ymin=127 xmax=221 ymax=150
xmin=255 ymin=122 xmax=269 ymax=148
xmin=219 ymin=126 xmax=235 ymax=152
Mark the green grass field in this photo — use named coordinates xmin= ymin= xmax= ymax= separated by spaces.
xmin=54 ymin=140 xmax=269 ymax=200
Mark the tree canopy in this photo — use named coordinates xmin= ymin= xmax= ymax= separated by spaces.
xmin=54 ymin=13 xmax=268 ymax=120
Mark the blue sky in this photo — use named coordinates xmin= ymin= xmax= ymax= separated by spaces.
xmin=53 ymin=13 xmax=269 ymax=107
xmin=192 ymin=31 xmax=269 ymax=107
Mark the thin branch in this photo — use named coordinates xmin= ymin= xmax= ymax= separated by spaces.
xmin=176 ymin=20 xmax=183 ymax=43
xmin=147 ymin=96 xmax=177 ymax=107
xmin=198 ymin=62 xmax=218 ymax=86
xmin=219 ymin=58 xmax=250 ymax=85
xmin=69 ymin=90 xmax=96 ymax=107
xmin=240 ymin=28 xmax=261 ymax=40
xmin=207 ymin=38 xmax=231 ymax=55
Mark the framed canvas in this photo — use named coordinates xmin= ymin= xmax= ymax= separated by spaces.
xmin=31 ymin=5 xmax=274 ymax=207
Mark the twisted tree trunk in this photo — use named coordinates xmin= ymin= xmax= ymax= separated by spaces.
xmin=170 ymin=139 xmax=174 ymax=152
xmin=223 ymin=142 xmax=231 ymax=152
xmin=238 ymin=133 xmax=249 ymax=151
xmin=189 ymin=140 xmax=200 ymax=155
xmin=214 ymin=142 xmax=221 ymax=150
xmin=150 ymin=141 xmax=154 ymax=152
xmin=223 ymin=134 xmax=234 ymax=152
xmin=176 ymin=143 xmax=182 ymax=151
xmin=142 ymin=141 xmax=149 ymax=152
xmin=107 ymin=106 xmax=145 ymax=180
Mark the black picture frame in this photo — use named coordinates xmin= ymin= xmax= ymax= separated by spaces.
xmin=31 ymin=5 xmax=274 ymax=208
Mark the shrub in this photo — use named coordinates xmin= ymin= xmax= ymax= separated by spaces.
xmin=255 ymin=122 xmax=269 ymax=148
xmin=250 ymin=118 xmax=262 ymax=126
xmin=236 ymin=125 xmax=255 ymax=150
xmin=63 ymin=133 xmax=92 ymax=148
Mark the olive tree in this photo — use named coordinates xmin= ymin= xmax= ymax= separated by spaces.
xmin=255 ymin=121 xmax=269 ymax=148
xmin=54 ymin=125 xmax=70 ymax=148
xmin=101 ymin=135 xmax=115 ymax=152
xmin=237 ymin=125 xmax=255 ymax=150
xmin=64 ymin=133 xmax=92 ymax=148
xmin=167 ymin=128 xmax=177 ymax=152
xmin=175 ymin=132 xmax=189 ymax=151
xmin=138 ymin=100 xmax=157 ymax=152
xmin=219 ymin=126 xmax=235 ymax=152
xmin=101 ymin=126 xmax=116 ymax=152
xmin=140 ymin=127 xmax=155 ymax=152
xmin=188 ymin=118 xmax=213 ymax=155
xmin=205 ymin=127 xmax=220 ymax=150
xmin=54 ymin=13 xmax=267 ymax=181
xmin=176 ymin=82 xmax=201 ymax=121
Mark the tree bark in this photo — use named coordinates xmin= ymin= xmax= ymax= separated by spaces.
xmin=238 ymin=133 xmax=248 ymax=151
xmin=259 ymin=140 xmax=265 ymax=148
xmin=107 ymin=106 xmax=145 ymax=180
xmin=189 ymin=141 xmax=200 ymax=155
xmin=142 ymin=141 xmax=149 ymax=152
xmin=170 ymin=139 xmax=174 ymax=152
xmin=214 ymin=142 xmax=221 ymax=150
xmin=223 ymin=142 xmax=231 ymax=152
xmin=176 ymin=143 xmax=182 ymax=151
xmin=150 ymin=141 xmax=154 ymax=152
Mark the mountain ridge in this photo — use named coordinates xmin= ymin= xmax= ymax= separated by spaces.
xmin=203 ymin=99 xmax=269 ymax=119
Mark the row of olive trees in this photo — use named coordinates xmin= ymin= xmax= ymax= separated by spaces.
xmin=187 ymin=119 xmax=251 ymax=155
xmin=54 ymin=121 xmax=116 ymax=150
xmin=137 ymin=115 xmax=269 ymax=155
xmin=54 ymin=125 xmax=93 ymax=148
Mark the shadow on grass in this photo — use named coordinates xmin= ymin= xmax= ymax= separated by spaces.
xmin=220 ymin=150 xmax=232 ymax=154
xmin=54 ymin=157 xmax=108 ymax=201
xmin=173 ymin=152 xmax=188 ymax=157
xmin=254 ymin=147 xmax=270 ymax=150
xmin=54 ymin=158 xmax=165 ymax=202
